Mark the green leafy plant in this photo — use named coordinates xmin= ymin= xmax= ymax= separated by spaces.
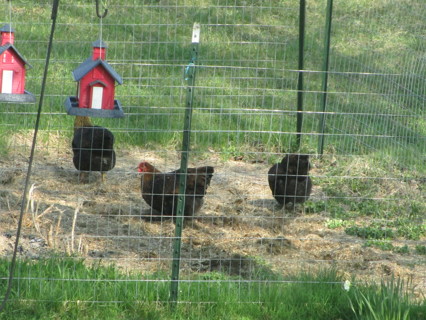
xmin=345 ymin=225 xmax=395 ymax=240
xmin=350 ymin=200 xmax=383 ymax=217
xmin=415 ymin=245 xmax=426 ymax=255
xmin=364 ymin=241 xmax=411 ymax=254
xmin=326 ymin=218 xmax=350 ymax=229
xmin=393 ymin=245 xmax=410 ymax=254
xmin=396 ymin=224 xmax=426 ymax=241
xmin=364 ymin=240 xmax=394 ymax=251
xmin=304 ymin=200 xmax=327 ymax=214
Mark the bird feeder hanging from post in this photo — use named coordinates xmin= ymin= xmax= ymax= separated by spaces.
xmin=0 ymin=24 xmax=35 ymax=103
xmin=64 ymin=39 xmax=124 ymax=118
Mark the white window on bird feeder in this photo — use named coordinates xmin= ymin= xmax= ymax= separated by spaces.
xmin=1 ymin=70 xmax=13 ymax=94
xmin=91 ymin=86 xmax=103 ymax=109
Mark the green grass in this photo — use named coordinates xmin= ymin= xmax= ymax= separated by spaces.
xmin=0 ymin=0 xmax=424 ymax=161
xmin=0 ymin=258 xmax=424 ymax=320
xmin=311 ymin=151 xmax=425 ymax=248
xmin=349 ymin=277 xmax=425 ymax=320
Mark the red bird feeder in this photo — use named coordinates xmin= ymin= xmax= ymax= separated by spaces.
xmin=0 ymin=24 xmax=35 ymax=103
xmin=65 ymin=40 xmax=124 ymax=118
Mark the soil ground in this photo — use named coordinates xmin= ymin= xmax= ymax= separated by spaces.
xmin=0 ymin=132 xmax=424 ymax=299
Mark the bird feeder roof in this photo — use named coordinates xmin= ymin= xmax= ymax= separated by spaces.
xmin=72 ymin=57 xmax=123 ymax=85
xmin=0 ymin=24 xmax=15 ymax=33
xmin=0 ymin=43 xmax=32 ymax=68
xmin=92 ymin=39 xmax=108 ymax=48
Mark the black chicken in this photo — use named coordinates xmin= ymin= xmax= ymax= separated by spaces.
xmin=137 ymin=161 xmax=214 ymax=218
xmin=72 ymin=116 xmax=116 ymax=182
xmin=268 ymin=154 xmax=312 ymax=206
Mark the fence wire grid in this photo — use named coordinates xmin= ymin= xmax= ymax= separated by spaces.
xmin=0 ymin=0 xmax=425 ymax=306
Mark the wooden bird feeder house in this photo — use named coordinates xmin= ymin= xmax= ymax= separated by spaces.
xmin=0 ymin=24 xmax=35 ymax=103
xmin=65 ymin=40 xmax=124 ymax=118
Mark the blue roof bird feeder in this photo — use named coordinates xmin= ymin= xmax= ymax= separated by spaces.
xmin=64 ymin=40 xmax=124 ymax=118
xmin=0 ymin=24 xmax=35 ymax=103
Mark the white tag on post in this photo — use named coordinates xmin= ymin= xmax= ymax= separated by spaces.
xmin=192 ymin=23 xmax=200 ymax=43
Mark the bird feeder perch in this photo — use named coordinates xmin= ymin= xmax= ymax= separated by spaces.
xmin=0 ymin=24 xmax=35 ymax=103
xmin=64 ymin=40 xmax=124 ymax=118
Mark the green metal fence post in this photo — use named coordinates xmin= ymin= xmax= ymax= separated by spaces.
xmin=296 ymin=0 xmax=306 ymax=149
xmin=317 ymin=0 xmax=333 ymax=155
xmin=169 ymin=22 xmax=200 ymax=309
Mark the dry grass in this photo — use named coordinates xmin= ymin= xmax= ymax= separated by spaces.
xmin=0 ymin=131 xmax=424 ymax=299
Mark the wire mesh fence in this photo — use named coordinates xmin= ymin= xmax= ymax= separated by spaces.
xmin=0 ymin=0 xmax=425 ymax=308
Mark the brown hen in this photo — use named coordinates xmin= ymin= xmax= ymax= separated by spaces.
xmin=137 ymin=161 xmax=214 ymax=218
